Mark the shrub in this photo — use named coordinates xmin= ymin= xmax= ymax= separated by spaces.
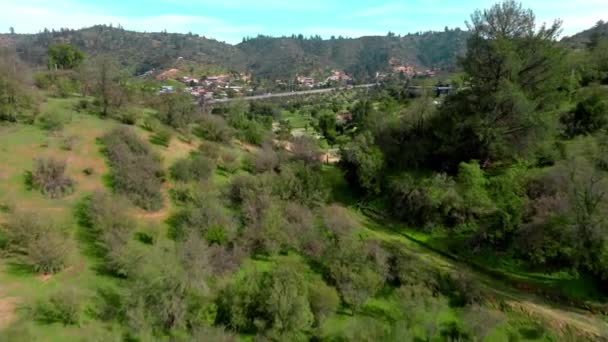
xmin=79 ymin=192 xmax=138 ymax=276
xmin=74 ymin=99 xmax=92 ymax=113
xmin=196 ymin=114 xmax=234 ymax=143
xmin=274 ymin=162 xmax=327 ymax=207
xmin=0 ymin=212 xmax=70 ymax=274
xmin=141 ymin=116 xmax=162 ymax=132
xmin=169 ymin=194 xmax=236 ymax=244
xmin=251 ymin=145 xmax=279 ymax=173
xmin=35 ymin=288 xmax=82 ymax=326
xmin=218 ymin=150 xmax=240 ymax=173
xmin=60 ymin=135 xmax=78 ymax=151
xmin=156 ymin=91 xmax=197 ymax=129
xmin=241 ymin=120 xmax=268 ymax=145
xmin=325 ymin=238 xmax=386 ymax=312
xmin=82 ymin=167 xmax=94 ymax=176
xmin=561 ymin=89 xmax=608 ymax=137
xmin=169 ymin=183 xmax=197 ymax=205
xmin=118 ymin=108 xmax=139 ymax=125
xmin=225 ymin=173 xmax=269 ymax=207
xmin=388 ymin=173 xmax=461 ymax=227
xmin=37 ymin=110 xmax=70 ymax=132
xmin=169 ymin=153 xmax=216 ymax=182
xmin=291 ymin=136 xmax=322 ymax=167
xmin=436 ymin=272 xmax=483 ymax=307
xmin=308 ymin=279 xmax=340 ymax=326
xmin=29 ymin=157 xmax=75 ymax=198
xmin=149 ymin=125 xmax=172 ymax=147
xmin=101 ymin=127 xmax=164 ymax=211
xmin=199 ymin=140 xmax=221 ymax=160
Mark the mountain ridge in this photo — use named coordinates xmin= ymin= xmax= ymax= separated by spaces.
xmin=0 ymin=25 xmax=468 ymax=80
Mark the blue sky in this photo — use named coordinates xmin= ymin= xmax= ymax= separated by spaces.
xmin=1 ymin=0 xmax=607 ymax=44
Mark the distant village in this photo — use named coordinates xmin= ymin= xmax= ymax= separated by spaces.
xmin=151 ymin=57 xmax=438 ymax=100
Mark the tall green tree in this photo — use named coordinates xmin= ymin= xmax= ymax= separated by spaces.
xmin=47 ymin=43 xmax=85 ymax=70
xmin=434 ymin=0 xmax=565 ymax=169
xmin=340 ymin=131 xmax=385 ymax=195
xmin=83 ymin=55 xmax=129 ymax=117
xmin=0 ymin=49 xmax=34 ymax=122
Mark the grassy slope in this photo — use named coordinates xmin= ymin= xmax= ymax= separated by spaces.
xmin=1 ymin=97 xmax=607 ymax=340
xmin=322 ymin=165 xmax=608 ymax=338
xmin=0 ymin=98 xmax=121 ymax=340
xmin=0 ymin=97 xmax=200 ymax=340
xmin=356 ymin=211 xmax=608 ymax=338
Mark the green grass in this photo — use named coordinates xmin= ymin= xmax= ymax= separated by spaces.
xmin=0 ymin=97 xmax=127 ymax=340
xmin=281 ymin=110 xmax=313 ymax=130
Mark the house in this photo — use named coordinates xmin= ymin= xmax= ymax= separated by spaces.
xmin=159 ymin=86 xmax=174 ymax=94
xmin=204 ymin=75 xmax=229 ymax=84
xmin=180 ymin=76 xmax=199 ymax=86
xmin=326 ymin=70 xmax=352 ymax=83
xmin=392 ymin=65 xmax=415 ymax=75
xmin=375 ymin=72 xmax=388 ymax=82
xmin=297 ymin=76 xmax=315 ymax=88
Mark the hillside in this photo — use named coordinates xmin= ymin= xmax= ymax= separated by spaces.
xmin=0 ymin=25 xmax=247 ymax=75
xmin=237 ymin=29 xmax=468 ymax=79
xmin=562 ymin=20 xmax=608 ymax=48
xmin=0 ymin=25 xmax=468 ymax=80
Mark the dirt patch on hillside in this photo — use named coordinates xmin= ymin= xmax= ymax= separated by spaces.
xmin=0 ymin=293 xmax=19 ymax=330
xmin=504 ymin=299 xmax=605 ymax=338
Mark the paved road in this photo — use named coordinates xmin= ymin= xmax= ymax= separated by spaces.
xmin=207 ymin=83 xmax=377 ymax=104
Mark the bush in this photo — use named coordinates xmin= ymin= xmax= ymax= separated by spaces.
xmin=60 ymin=135 xmax=78 ymax=151
xmin=388 ymin=173 xmax=461 ymax=228
xmin=35 ymin=288 xmax=82 ymax=326
xmin=101 ymin=127 xmax=164 ymax=211
xmin=274 ymin=162 xmax=327 ymax=207
xmin=79 ymin=192 xmax=137 ymax=276
xmin=218 ymin=150 xmax=240 ymax=173
xmin=291 ymin=136 xmax=321 ymax=167
xmin=156 ymin=91 xmax=197 ymax=129
xmin=149 ymin=125 xmax=172 ymax=147
xmin=241 ymin=120 xmax=268 ymax=145
xmin=199 ymin=140 xmax=222 ymax=160
xmin=225 ymin=173 xmax=269 ymax=207
xmin=169 ymin=194 xmax=236 ymax=244
xmin=251 ymin=145 xmax=279 ymax=173
xmin=561 ymin=89 xmax=608 ymax=137
xmin=117 ymin=108 xmax=140 ymax=125
xmin=308 ymin=279 xmax=340 ymax=326
xmin=37 ymin=110 xmax=70 ymax=132
xmin=169 ymin=153 xmax=216 ymax=182
xmin=0 ymin=212 xmax=70 ymax=274
xmin=196 ymin=114 xmax=234 ymax=143
xmin=29 ymin=157 xmax=75 ymax=198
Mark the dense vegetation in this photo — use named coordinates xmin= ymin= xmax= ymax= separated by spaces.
xmin=339 ymin=1 xmax=608 ymax=295
xmin=1 ymin=1 xmax=608 ymax=341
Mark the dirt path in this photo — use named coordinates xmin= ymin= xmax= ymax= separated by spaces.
xmin=360 ymin=214 xmax=608 ymax=339
xmin=0 ymin=286 xmax=19 ymax=331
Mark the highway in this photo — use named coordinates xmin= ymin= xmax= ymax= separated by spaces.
xmin=207 ymin=83 xmax=378 ymax=104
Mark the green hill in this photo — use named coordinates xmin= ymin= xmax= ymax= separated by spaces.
xmin=0 ymin=25 xmax=468 ymax=80
xmin=562 ymin=20 xmax=608 ymax=49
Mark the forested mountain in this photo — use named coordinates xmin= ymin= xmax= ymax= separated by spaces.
xmin=0 ymin=25 xmax=247 ymax=75
xmin=238 ymin=29 xmax=468 ymax=79
xmin=0 ymin=25 xmax=468 ymax=79
xmin=562 ymin=20 xmax=608 ymax=49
